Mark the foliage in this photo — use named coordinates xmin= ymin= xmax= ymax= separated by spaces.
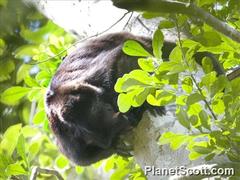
xmin=0 ymin=0 xmax=145 ymax=179
xmin=115 ymin=11 xmax=240 ymax=177
xmin=1 ymin=0 xmax=240 ymax=179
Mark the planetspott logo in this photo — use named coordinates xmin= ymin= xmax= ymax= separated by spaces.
xmin=144 ymin=165 xmax=234 ymax=177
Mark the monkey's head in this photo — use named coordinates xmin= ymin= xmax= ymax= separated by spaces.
xmin=45 ymin=81 xmax=130 ymax=166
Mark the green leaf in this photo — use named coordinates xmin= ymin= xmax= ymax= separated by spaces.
xmin=110 ymin=168 xmax=130 ymax=180
xmin=212 ymin=99 xmax=225 ymax=114
xmin=158 ymin=20 xmax=175 ymax=29
xmin=0 ymin=86 xmax=30 ymax=105
xmin=115 ymin=70 xmax=153 ymax=93
xmin=182 ymin=77 xmax=193 ymax=94
xmin=170 ymin=135 xmax=191 ymax=150
xmin=199 ymin=31 xmax=222 ymax=47
xmin=142 ymin=12 xmax=162 ymax=19
xmin=33 ymin=110 xmax=46 ymax=124
xmin=36 ymin=70 xmax=51 ymax=83
xmin=210 ymin=75 xmax=228 ymax=96
xmin=186 ymin=93 xmax=204 ymax=105
xmin=169 ymin=46 xmax=182 ymax=62
xmin=176 ymin=95 xmax=187 ymax=106
xmin=193 ymin=145 xmax=213 ymax=154
xmin=39 ymin=154 xmax=52 ymax=167
xmin=200 ymin=71 xmax=217 ymax=89
xmin=138 ymin=58 xmax=155 ymax=72
xmin=56 ymin=155 xmax=69 ymax=169
xmin=118 ymin=93 xmax=131 ymax=113
xmin=17 ymin=134 xmax=27 ymax=165
xmin=0 ymin=60 xmax=15 ymax=82
xmin=188 ymin=151 xmax=202 ymax=160
xmin=190 ymin=115 xmax=199 ymax=127
xmin=105 ymin=158 xmax=115 ymax=172
xmin=122 ymin=40 xmax=152 ymax=57
xmin=176 ymin=107 xmax=190 ymax=129
xmin=29 ymin=142 xmax=40 ymax=159
xmin=152 ymin=29 xmax=163 ymax=59
xmin=20 ymin=21 xmax=59 ymax=43
xmin=131 ymin=88 xmax=150 ymax=107
xmin=159 ymin=132 xmax=177 ymax=145
xmin=16 ymin=64 xmax=31 ymax=84
xmin=0 ymin=124 xmax=22 ymax=156
xmin=159 ymin=132 xmax=192 ymax=150
xmin=182 ymin=39 xmax=199 ymax=48
xmin=0 ymin=38 xmax=5 ymax=49
xmin=21 ymin=126 xmax=39 ymax=137
xmin=75 ymin=166 xmax=84 ymax=174
xmin=202 ymin=57 xmax=213 ymax=74
xmin=24 ymin=75 xmax=39 ymax=87
xmin=116 ymin=78 xmax=147 ymax=93
xmin=205 ymin=153 xmax=215 ymax=161
xmin=188 ymin=103 xmax=202 ymax=116
xmin=147 ymin=90 xmax=175 ymax=106
xmin=14 ymin=45 xmax=39 ymax=59
xmin=49 ymin=44 xmax=59 ymax=54
xmin=27 ymin=88 xmax=44 ymax=101
xmin=5 ymin=163 xmax=27 ymax=176
xmin=157 ymin=61 xmax=177 ymax=72
xmin=199 ymin=110 xmax=210 ymax=130
xmin=198 ymin=0 xmax=216 ymax=6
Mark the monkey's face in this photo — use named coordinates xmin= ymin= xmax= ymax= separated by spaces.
xmin=45 ymin=87 xmax=129 ymax=166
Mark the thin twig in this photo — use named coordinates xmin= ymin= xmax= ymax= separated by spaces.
xmin=174 ymin=16 xmax=218 ymax=121
xmin=27 ymin=11 xmax=130 ymax=65
xmin=30 ymin=167 xmax=64 ymax=180
xmin=123 ymin=11 xmax=133 ymax=30
xmin=136 ymin=16 xmax=152 ymax=33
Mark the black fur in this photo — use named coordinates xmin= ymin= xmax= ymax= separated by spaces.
xmin=45 ymin=32 xmax=224 ymax=166
xmin=45 ymin=32 xmax=169 ymax=166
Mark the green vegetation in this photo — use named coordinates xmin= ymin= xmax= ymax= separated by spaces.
xmin=1 ymin=0 xmax=240 ymax=179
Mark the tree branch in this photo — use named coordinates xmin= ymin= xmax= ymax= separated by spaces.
xmin=30 ymin=167 xmax=64 ymax=180
xmin=111 ymin=0 xmax=240 ymax=43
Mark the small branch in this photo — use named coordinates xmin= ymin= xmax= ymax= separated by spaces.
xmin=136 ymin=16 xmax=152 ymax=32
xmin=111 ymin=0 xmax=240 ymax=43
xmin=123 ymin=11 xmax=134 ymax=30
xmin=30 ymin=167 xmax=64 ymax=180
xmin=175 ymin=16 xmax=218 ymax=121
xmin=189 ymin=3 xmax=240 ymax=43
xmin=227 ymin=66 xmax=240 ymax=81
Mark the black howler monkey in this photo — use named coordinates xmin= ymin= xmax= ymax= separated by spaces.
xmin=45 ymin=32 xmax=223 ymax=166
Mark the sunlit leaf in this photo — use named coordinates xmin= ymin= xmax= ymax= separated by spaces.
xmin=186 ymin=93 xmax=204 ymax=105
xmin=152 ymin=28 xmax=163 ymax=59
xmin=56 ymin=155 xmax=69 ymax=169
xmin=16 ymin=64 xmax=31 ymax=84
xmin=5 ymin=163 xmax=27 ymax=176
xmin=0 ymin=124 xmax=22 ymax=156
xmin=176 ymin=107 xmax=190 ymax=129
xmin=123 ymin=40 xmax=152 ymax=57
xmin=0 ymin=60 xmax=15 ymax=82
xmin=0 ymin=86 xmax=30 ymax=105
xmin=138 ymin=58 xmax=155 ymax=72
xmin=75 ymin=166 xmax=84 ymax=174
xmin=182 ymin=76 xmax=193 ymax=94
xmin=158 ymin=20 xmax=175 ymax=29
xmin=118 ymin=93 xmax=131 ymax=113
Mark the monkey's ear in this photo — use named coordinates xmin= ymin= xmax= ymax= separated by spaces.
xmin=58 ymin=81 xmax=103 ymax=95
